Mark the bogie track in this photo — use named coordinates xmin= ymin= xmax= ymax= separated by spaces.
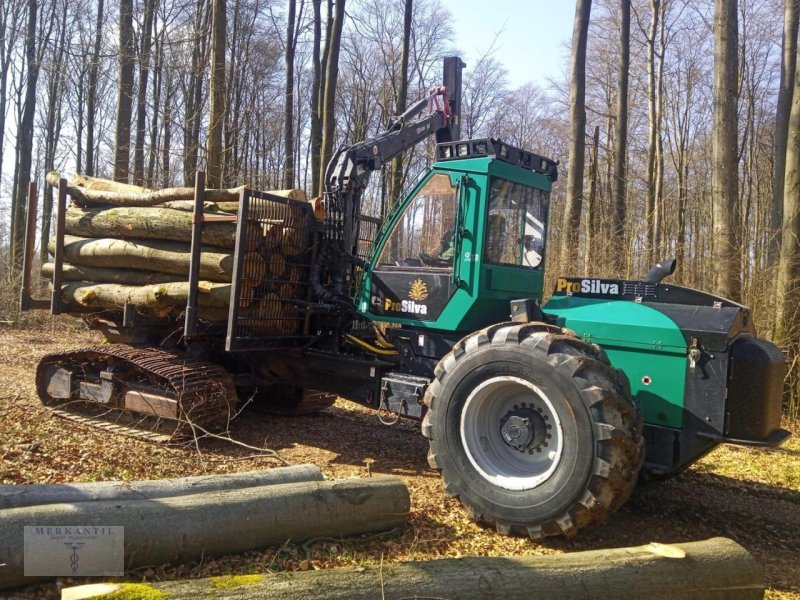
xmin=36 ymin=345 xmax=238 ymax=441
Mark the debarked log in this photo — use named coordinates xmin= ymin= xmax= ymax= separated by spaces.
xmin=64 ymin=537 xmax=763 ymax=600
xmin=0 ymin=476 xmax=410 ymax=591
xmin=49 ymin=235 xmax=265 ymax=283
xmin=64 ymin=206 xmax=256 ymax=249
xmin=0 ymin=465 xmax=324 ymax=509
xmin=55 ymin=280 xmax=250 ymax=311
xmin=41 ymin=262 xmax=179 ymax=285
xmin=46 ymin=171 xmax=245 ymax=206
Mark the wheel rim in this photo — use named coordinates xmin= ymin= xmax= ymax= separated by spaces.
xmin=460 ymin=375 xmax=564 ymax=491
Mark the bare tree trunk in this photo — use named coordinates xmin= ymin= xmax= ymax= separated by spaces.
xmin=147 ymin=31 xmax=163 ymax=186
xmin=584 ymin=125 xmax=600 ymax=274
xmin=309 ymin=0 xmax=323 ymax=197
xmin=133 ymin=0 xmax=156 ymax=186
xmin=0 ymin=0 xmax=23 ymax=189
xmin=654 ymin=0 xmax=666 ymax=260
xmin=162 ymin=74 xmax=173 ymax=188
xmin=39 ymin=0 xmax=68 ymax=265
xmin=389 ymin=0 xmax=413 ymax=209
xmin=10 ymin=0 xmax=38 ymax=268
xmin=612 ymin=0 xmax=630 ymax=274
xmin=183 ymin=0 xmax=206 ymax=185
xmin=645 ymin=0 xmax=660 ymax=265
xmin=561 ymin=0 xmax=592 ymax=271
xmin=711 ymin=0 xmax=740 ymax=300
xmin=776 ymin=22 xmax=800 ymax=341
xmin=318 ymin=0 xmax=345 ymax=195
xmin=771 ymin=0 xmax=799 ymax=266
xmin=283 ymin=0 xmax=297 ymax=189
xmin=85 ymin=0 xmax=104 ymax=177
xmin=206 ymin=0 xmax=226 ymax=188
xmin=113 ymin=0 xmax=135 ymax=183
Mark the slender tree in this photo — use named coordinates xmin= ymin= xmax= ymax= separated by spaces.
xmin=612 ymin=0 xmax=630 ymax=273
xmin=206 ymin=0 xmax=226 ymax=187
xmin=10 ymin=0 xmax=38 ymax=267
xmin=561 ymin=0 xmax=592 ymax=270
xmin=388 ymin=0 xmax=413 ymax=209
xmin=84 ymin=0 xmax=104 ymax=177
xmin=283 ymin=0 xmax=297 ymax=188
xmin=309 ymin=0 xmax=324 ymax=197
xmin=771 ymin=0 xmax=799 ymax=265
xmin=133 ymin=0 xmax=156 ymax=185
xmin=318 ymin=0 xmax=345 ymax=195
xmin=711 ymin=0 xmax=740 ymax=300
xmin=113 ymin=0 xmax=135 ymax=182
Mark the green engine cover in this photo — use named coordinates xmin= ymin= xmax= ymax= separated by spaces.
xmin=543 ymin=294 xmax=689 ymax=428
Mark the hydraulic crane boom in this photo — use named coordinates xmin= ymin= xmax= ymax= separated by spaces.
xmin=315 ymin=56 xmax=465 ymax=306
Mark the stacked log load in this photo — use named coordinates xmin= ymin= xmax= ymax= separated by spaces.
xmin=44 ymin=172 xmax=317 ymax=334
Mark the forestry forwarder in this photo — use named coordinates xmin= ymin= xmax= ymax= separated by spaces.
xmin=21 ymin=56 xmax=790 ymax=539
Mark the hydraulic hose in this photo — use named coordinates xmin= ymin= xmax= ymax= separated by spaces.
xmin=345 ymin=334 xmax=398 ymax=356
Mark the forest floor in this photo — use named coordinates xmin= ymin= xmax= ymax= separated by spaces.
xmin=0 ymin=326 xmax=798 ymax=599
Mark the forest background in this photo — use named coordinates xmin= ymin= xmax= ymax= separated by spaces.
xmin=0 ymin=0 xmax=798 ymax=417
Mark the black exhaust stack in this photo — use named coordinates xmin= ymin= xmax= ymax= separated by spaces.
xmin=643 ymin=258 xmax=677 ymax=284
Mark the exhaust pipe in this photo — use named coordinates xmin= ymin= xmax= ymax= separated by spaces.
xmin=643 ymin=258 xmax=676 ymax=284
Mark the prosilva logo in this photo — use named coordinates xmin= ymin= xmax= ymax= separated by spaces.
xmin=556 ymin=278 xmax=620 ymax=295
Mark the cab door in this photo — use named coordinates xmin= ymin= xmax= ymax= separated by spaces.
xmin=363 ymin=172 xmax=462 ymax=324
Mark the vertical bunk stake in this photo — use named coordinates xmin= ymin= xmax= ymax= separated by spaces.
xmin=184 ymin=171 xmax=206 ymax=337
xmin=225 ymin=186 xmax=250 ymax=352
xmin=19 ymin=181 xmax=38 ymax=311
xmin=50 ymin=178 xmax=68 ymax=315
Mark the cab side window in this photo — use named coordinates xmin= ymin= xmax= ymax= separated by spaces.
xmin=377 ymin=173 xmax=457 ymax=269
xmin=484 ymin=178 xmax=548 ymax=269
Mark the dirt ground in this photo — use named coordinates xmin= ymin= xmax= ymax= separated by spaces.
xmin=0 ymin=327 xmax=798 ymax=599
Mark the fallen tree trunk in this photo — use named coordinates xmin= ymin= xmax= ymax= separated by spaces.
xmin=46 ymin=171 xmax=244 ymax=206
xmin=64 ymin=206 xmax=255 ymax=249
xmin=62 ymin=537 xmax=763 ymax=600
xmin=49 ymin=235 xmax=265 ymax=283
xmin=0 ymin=476 xmax=409 ymax=591
xmin=41 ymin=263 xmax=178 ymax=286
xmin=56 ymin=280 xmax=249 ymax=311
xmin=0 ymin=465 xmax=323 ymax=509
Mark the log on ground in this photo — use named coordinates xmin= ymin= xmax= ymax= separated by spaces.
xmin=64 ymin=206 xmax=257 ymax=249
xmin=57 ymin=280 xmax=249 ymax=311
xmin=64 ymin=537 xmax=762 ymax=600
xmin=42 ymin=263 xmax=178 ymax=285
xmin=0 ymin=465 xmax=323 ymax=509
xmin=49 ymin=235 xmax=265 ymax=283
xmin=0 ymin=476 xmax=410 ymax=591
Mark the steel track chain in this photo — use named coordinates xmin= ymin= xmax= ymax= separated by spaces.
xmin=36 ymin=344 xmax=238 ymax=440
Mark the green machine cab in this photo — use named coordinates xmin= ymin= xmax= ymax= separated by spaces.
xmin=355 ymin=137 xmax=788 ymax=483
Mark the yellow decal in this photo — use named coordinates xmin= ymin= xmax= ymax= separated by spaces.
xmin=408 ymin=278 xmax=429 ymax=301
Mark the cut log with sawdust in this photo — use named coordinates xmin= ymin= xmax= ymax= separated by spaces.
xmin=64 ymin=205 xmax=258 ymax=249
xmin=0 ymin=476 xmax=410 ymax=592
xmin=59 ymin=537 xmax=763 ymax=600
xmin=49 ymin=235 xmax=265 ymax=283
xmin=0 ymin=465 xmax=323 ymax=509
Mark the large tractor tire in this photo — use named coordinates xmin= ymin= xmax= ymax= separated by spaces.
xmin=422 ymin=322 xmax=644 ymax=539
